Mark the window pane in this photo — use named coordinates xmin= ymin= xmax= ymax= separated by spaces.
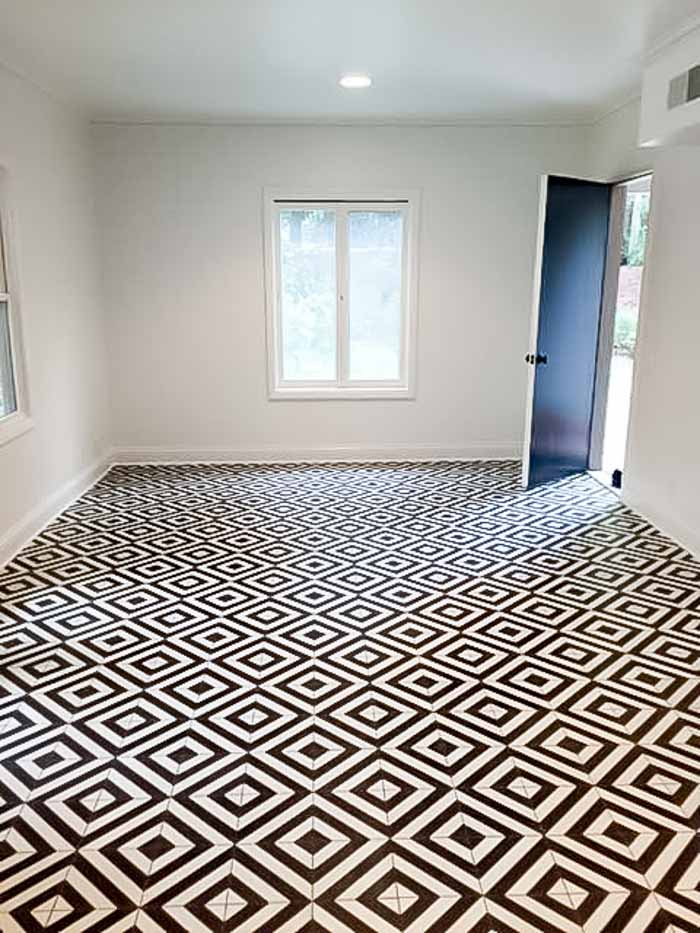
xmin=279 ymin=209 xmax=336 ymax=381
xmin=0 ymin=301 xmax=17 ymax=418
xmin=348 ymin=211 xmax=403 ymax=381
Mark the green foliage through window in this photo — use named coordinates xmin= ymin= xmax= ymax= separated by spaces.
xmin=621 ymin=191 xmax=649 ymax=267
xmin=614 ymin=187 xmax=650 ymax=357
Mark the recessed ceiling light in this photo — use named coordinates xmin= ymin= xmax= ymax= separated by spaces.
xmin=339 ymin=74 xmax=372 ymax=89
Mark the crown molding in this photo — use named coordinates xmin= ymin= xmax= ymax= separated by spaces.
xmin=591 ymin=92 xmax=642 ymax=127
xmin=90 ymin=114 xmax=596 ymax=129
xmin=646 ymin=12 xmax=700 ymax=62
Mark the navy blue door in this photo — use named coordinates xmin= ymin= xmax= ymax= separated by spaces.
xmin=525 ymin=176 xmax=611 ymax=488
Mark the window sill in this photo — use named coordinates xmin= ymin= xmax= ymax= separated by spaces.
xmin=269 ymin=386 xmax=415 ymax=401
xmin=0 ymin=411 xmax=34 ymax=447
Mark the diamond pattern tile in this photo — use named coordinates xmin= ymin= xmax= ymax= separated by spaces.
xmin=0 ymin=460 xmax=698 ymax=930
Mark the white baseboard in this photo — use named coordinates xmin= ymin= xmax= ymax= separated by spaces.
xmin=623 ymin=484 xmax=700 ymax=560
xmin=0 ymin=455 xmax=111 ymax=569
xmin=111 ymin=443 xmax=520 ymax=464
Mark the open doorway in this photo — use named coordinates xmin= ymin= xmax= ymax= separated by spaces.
xmin=522 ymin=173 xmax=652 ymax=491
xmin=590 ymin=174 xmax=652 ymax=486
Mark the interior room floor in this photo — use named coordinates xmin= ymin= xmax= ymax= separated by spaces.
xmin=0 ymin=461 xmax=699 ymax=932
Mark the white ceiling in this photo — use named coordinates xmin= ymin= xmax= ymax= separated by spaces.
xmin=0 ymin=0 xmax=698 ymax=124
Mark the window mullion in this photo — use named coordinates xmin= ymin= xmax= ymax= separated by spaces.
xmin=336 ymin=208 xmax=349 ymax=386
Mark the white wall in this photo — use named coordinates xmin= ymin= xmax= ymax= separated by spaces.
xmin=592 ymin=98 xmax=700 ymax=555
xmin=640 ymin=24 xmax=700 ymax=147
xmin=590 ymin=99 xmax=654 ymax=181
xmin=2 ymin=76 xmax=698 ymax=559
xmin=94 ymin=123 xmax=592 ymax=460
xmin=0 ymin=66 xmax=109 ymax=559
xmin=624 ymin=144 xmax=700 ymax=554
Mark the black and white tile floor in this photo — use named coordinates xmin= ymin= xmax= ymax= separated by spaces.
xmin=1 ymin=461 xmax=699 ymax=931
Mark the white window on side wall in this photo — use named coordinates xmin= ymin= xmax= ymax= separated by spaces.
xmin=264 ymin=192 xmax=419 ymax=399
xmin=0 ymin=169 xmax=32 ymax=446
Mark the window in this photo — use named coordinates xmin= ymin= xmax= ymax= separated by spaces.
xmin=265 ymin=192 xmax=418 ymax=398
xmin=0 ymin=171 xmax=31 ymax=446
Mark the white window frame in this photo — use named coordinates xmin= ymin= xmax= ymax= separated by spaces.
xmin=263 ymin=189 xmax=420 ymax=400
xmin=0 ymin=168 xmax=32 ymax=447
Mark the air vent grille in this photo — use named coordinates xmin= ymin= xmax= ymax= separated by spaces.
xmin=668 ymin=65 xmax=700 ymax=110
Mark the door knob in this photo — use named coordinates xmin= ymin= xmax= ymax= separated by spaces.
xmin=535 ymin=354 xmax=548 ymax=365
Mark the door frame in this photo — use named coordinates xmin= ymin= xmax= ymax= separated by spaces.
xmin=588 ymin=171 xmax=654 ymax=473
xmin=522 ymin=169 xmax=654 ymax=489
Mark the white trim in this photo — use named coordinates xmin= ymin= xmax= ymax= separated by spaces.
xmin=623 ymin=174 xmax=656 ymax=480
xmin=590 ymin=174 xmax=653 ymax=473
xmin=263 ymin=189 xmax=420 ymax=400
xmin=589 ymin=183 xmax=627 ymax=470
xmin=607 ymin=168 xmax=654 ymax=186
xmin=521 ymin=174 xmax=549 ymax=488
xmin=531 ymin=171 xmax=611 ymax=186
xmin=591 ymin=93 xmax=643 ymax=128
xmin=267 ymin=386 xmax=415 ymax=401
xmin=112 ymin=444 xmax=520 ymax=464
xmin=336 ymin=208 xmax=348 ymax=384
xmin=0 ymin=456 xmax=111 ymax=569
xmin=645 ymin=13 xmax=700 ymax=63
xmin=623 ymin=483 xmax=700 ymax=561
xmin=89 ymin=114 xmax=617 ymax=129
